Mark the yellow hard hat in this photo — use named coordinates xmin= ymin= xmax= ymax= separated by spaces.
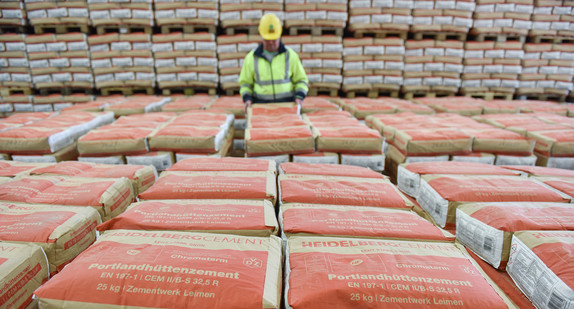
xmin=259 ymin=13 xmax=282 ymax=41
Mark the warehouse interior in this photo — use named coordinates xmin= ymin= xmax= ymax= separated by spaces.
xmin=0 ymin=0 xmax=574 ymax=308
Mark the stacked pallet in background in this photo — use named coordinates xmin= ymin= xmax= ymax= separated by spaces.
xmin=461 ymin=40 xmax=524 ymax=100
xmin=284 ymin=0 xmax=346 ymax=36
xmin=31 ymin=93 xmax=93 ymax=112
xmin=26 ymin=33 xmax=92 ymax=95
xmin=220 ymin=0 xmax=284 ymax=35
xmin=0 ymin=34 xmax=31 ymax=96
xmin=518 ymin=42 xmax=574 ymax=101
xmin=471 ymin=0 xmax=532 ymax=42
xmin=403 ymin=39 xmax=464 ymax=98
xmin=284 ymin=35 xmax=343 ymax=97
xmin=152 ymin=32 xmax=218 ymax=96
xmin=216 ymin=34 xmax=259 ymax=95
xmin=347 ymin=0 xmax=410 ymax=38
xmin=410 ymin=0 xmax=474 ymax=40
xmin=342 ymin=37 xmax=405 ymax=98
xmin=154 ymin=0 xmax=218 ymax=34
xmin=88 ymin=33 xmax=154 ymax=96
xmin=87 ymin=0 xmax=154 ymax=35
xmin=529 ymin=0 xmax=573 ymax=42
xmin=0 ymin=0 xmax=26 ymax=33
xmin=25 ymin=0 xmax=90 ymax=34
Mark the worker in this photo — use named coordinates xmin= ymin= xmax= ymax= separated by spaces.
xmin=239 ymin=13 xmax=309 ymax=113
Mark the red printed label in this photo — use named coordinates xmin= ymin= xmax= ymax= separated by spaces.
xmin=281 ymin=163 xmax=383 ymax=179
xmin=471 ymin=205 xmax=574 ymax=231
xmin=27 ymin=181 xmax=113 ymax=206
xmin=34 ymin=243 xmax=268 ymax=309
xmin=280 ymin=179 xmax=409 ymax=208
xmin=283 ymin=208 xmax=451 ymax=241
xmin=288 ymin=252 xmax=508 ymax=308
xmin=168 ymin=158 xmax=271 ymax=172
xmin=429 ymin=177 xmax=569 ymax=203
xmin=543 ymin=180 xmax=574 ymax=198
xmin=0 ymin=211 xmax=74 ymax=242
xmin=98 ymin=202 xmax=267 ymax=232
xmin=138 ymin=174 xmax=269 ymax=200
xmin=407 ymin=162 xmax=515 ymax=176
xmin=0 ymin=178 xmax=56 ymax=202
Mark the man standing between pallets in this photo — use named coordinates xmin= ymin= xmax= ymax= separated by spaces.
xmin=239 ymin=13 xmax=309 ymax=113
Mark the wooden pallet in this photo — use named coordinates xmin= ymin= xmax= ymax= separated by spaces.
xmin=0 ymin=87 xmax=33 ymax=96
xmin=100 ymin=87 xmax=155 ymax=96
xmin=96 ymin=25 xmax=153 ymax=35
xmin=225 ymin=26 xmax=259 ymax=36
xmin=412 ymin=31 xmax=468 ymax=41
xmin=38 ymin=87 xmax=93 ymax=96
xmin=160 ymin=24 xmax=216 ymax=35
xmin=473 ymin=32 xmax=526 ymax=43
xmin=516 ymin=93 xmax=568 ymax=103
xmin=161 ymin=87 xmax=217 ymax=96
xmin=287 ymin=26 xmax=344 ymax=37
xmin=464 ymin=92 xmax=514 ymax=101
xmin=352 ymin=29 xmax=408 ymax=39
xmin=222 ymin=88 xmax=240 ymax=96
xmin=529 ymin=35 xmax=574 ymax=44
xmin=33 ymin=24 xmax=89 ymax=34
xmin=0 ymin=25 xmax=27 ymax=34
xmin=308 ymin=88 xmax=339 ymax=97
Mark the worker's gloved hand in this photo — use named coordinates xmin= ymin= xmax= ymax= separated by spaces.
xmin=244 ymin=100 xmax=252 ymax=115
xmin=295 ymin=98 xmax=302 ymax=107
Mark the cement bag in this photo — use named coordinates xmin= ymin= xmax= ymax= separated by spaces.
xmin=285 ymin=236 xmax=515 ymax=309
xmin=0 ymin=126 xmax=77 ymax=155
xmin=126 ymin=152 xmax=174 ymax=172
xmin=170 ymin=112 xmax=233 ymax=130
xmin=0 ymin=202 xmax=100 ymax=274
xmin=507 ymin=231 xmax=574 ymax=309
xmin=0 ymin=242 xmax=49 ymax=309
xmin=397 ymin=161 xmax=519 ymax=198
xmin=280 ymin=203 xmax=454 ymax=242
xmin=456 ymin=202 xmax=574 ymax=270
xmin=161 ymin=95 xmax=214 ymax=112
xmin=392 ymin=128 xmax=473 ymax=156
xmin=278 ymin=174 xmax=413 ymax=209
xmin=77 ymin=126 xmax=155 ymax=157
xmin=245 ymin=126 xmax=315 ymax=157
xmin=534 ymin=155 xmax=574 ymax=170
xmin=139 ymin=171 xmax=277 ymax=204
xmin=340 ymin=154 xmax=385 ymax=172
xmin=300 ymin=97 xmax=340 ymax=113
xmin=104 ymin=96 xmax=170 ymax=116
xmin=292 ymin=152 xmax=339 ymax=164
xmin=29 ymin=161 xmax=157 ymax=195
xmin=387 ymin=143 xmax=450 ymax=165
xmin=451 ymin=153 xmax=496 ymax=164
xmin=248 ymin=115 xmax=307 ymax=129
xmin=248 ymin=102 xmax=299 ymax=117
xmin=112 ymin=112 xmax=176 ymax=127
xmin=535 ymin=176 xmax=574 ymax=199
xmin=417 ymin=175 xmax=571 ymax=229
xmin=148 ymin=126 xmax=228 ymax=153
xmin=279 ymin=162 xmax=384 ymax=179
xmin=312 ymin=126 xmax=383 ymax=154
xmin=98 ymin=199 xmax=278 ymax=237
xmin=529 ymin=130 xmax=574 ymax=157
xmin=78 ymin=156 xmax=125 ymax=165
xmin=34 ymin=230 xmax=283 ymax=309
xmin=0 ymin=176 xmax=134 ymax=221
xmin=465 ymin=129 xmax=535 ymax=156
xmin=0 ymin=161 xmax=50 ymax=178
xmin=11 ymin=142 xmax=79 ymax=163
xmin=501 ymin=165 xmax=574 ymax=178
xmin=208 ymin=95 xmax=245 ymax=118
xmin=495 ymin=155 xmax=537 ymax=166
xmin=467 ymin=250 xmax=535 ymax=309
xmin=167 ymin=157 xmax=276 ymax=174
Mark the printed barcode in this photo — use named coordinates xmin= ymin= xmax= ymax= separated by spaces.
xmin=434 ymin=204 xmax=441 ymax=216
xmin=548 ymin=291 xmax=566 ymax=309
xmin=483 ymin=237 xmax=494 ymax=253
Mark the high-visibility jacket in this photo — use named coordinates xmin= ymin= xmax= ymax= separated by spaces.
xmin=239 ymin=42 xmax=309 ymax=104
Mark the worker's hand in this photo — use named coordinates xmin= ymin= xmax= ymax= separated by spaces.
xmin=295 ymin=98 xmax=302 ymax=107
xmin=244 ymin=100 xmax=252 ymax=115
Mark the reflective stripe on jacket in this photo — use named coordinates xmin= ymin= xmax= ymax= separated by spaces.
xmin=239 ymin=42 xmax=309 ymax=104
